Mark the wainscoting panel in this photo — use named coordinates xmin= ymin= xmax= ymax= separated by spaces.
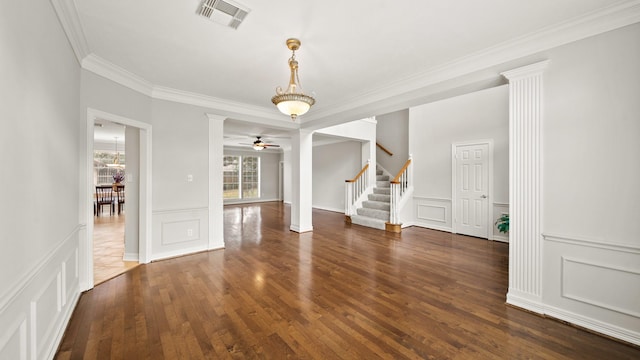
xmin=152 ymin=207 xmax=209 ymax=261
xmin=543 ymin=233 xmax=640 ymax=346
xmin=0 ymin=316 xmax=26 ymax=360
xmin=31 ymin=272 xmax=61 ymax=358
xmin=562 ymin=257 xmax=640 ymax=318
xmin=492 ymin=202 xmax=509 ymax=242
xmin=412 ymin=197 xmax=452 ymax=232
xmin=0 ymin=226 xmax=81 ymax=360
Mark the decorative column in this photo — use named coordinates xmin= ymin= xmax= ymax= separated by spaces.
xmin=501 ymin=60 xmax=549 ymax=313
xmin=290 ymin=128 xmax=314 ymax=233
xmin=208 ymin=114 xmax=226 ymax=250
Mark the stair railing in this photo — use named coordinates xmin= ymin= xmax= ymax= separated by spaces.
xmin=376 ymin=142 xmax=393 ymax=156
xmin=345 ymin=160 xmax=371 ymax=216
xmin=389 ymin=156 xmax=412 ymax=225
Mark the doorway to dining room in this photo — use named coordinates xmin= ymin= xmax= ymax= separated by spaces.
xmin=83 ymin=108 xmax=152 ymax=291
xmin=93 ymin=119 xmax=138 ymax=284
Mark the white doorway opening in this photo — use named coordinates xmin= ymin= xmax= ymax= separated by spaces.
xmin=81 ymin=108 xmax=152 ymax=291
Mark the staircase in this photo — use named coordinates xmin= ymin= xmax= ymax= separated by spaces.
xmin=350 ymin=169 xmax=390 ymax=230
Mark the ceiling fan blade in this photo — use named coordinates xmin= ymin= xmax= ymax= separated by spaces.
xmin=263 ymin=144 xmax=280 ymax=147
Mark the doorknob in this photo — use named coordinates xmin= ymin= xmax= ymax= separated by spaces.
xmin=480 ymin=195 xmax=487 ymax=199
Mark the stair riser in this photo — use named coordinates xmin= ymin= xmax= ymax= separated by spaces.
xmin=376 ymin=181 xmax=390 ymax=188
xmin=368 ymin=194 xmax=390 ymax=202
xmin=350 ymin=215 xmax=386 ymax=230
xmin=362 ymin=201 xmax=390 ymax=211
xmin=373 ymin=188 xmax=390 ymax=195
xmin=356 ymin=208 xmax=389 ymax=221
xmin=376 ymin=175 xmax=389 ymax=181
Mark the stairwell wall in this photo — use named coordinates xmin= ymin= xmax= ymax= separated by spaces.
xmin=376 ymin=109 xmax=409 ymax=175
xmin=408 ymin=85 xmax=509 ymax=234
xmin=312 ymin=141 xmax=362 ymax=213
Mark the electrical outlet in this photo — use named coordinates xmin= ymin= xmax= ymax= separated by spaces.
xmin=187 ymin=229 xmax=193 ymax=237
xmin=187 ymin=174 xmax=193 ymax=182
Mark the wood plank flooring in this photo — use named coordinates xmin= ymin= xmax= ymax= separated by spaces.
xmin=56 ymin=202 xmax=640 ymax=359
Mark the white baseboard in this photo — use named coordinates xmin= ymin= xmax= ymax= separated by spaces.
xmin=492 ymin=234 xmax=509 ymax=242
xmin=544 ymin=305 xmax=640 ymax=346
xmin=312 ymin=205 xmax=343 ymax=213
xmin=412 ymin=222 xmax=453 ymax=233
xmin=123 ymin=252 xmax=139 ymax=261
xmin=150 ymin=245 xmax=209 ymax=262
xmin=506 ymin=292 xmax=545 ymax=315
xmin=224 ymin=198 xmax=281 ymax=205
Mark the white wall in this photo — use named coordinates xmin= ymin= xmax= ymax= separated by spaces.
xmin=0 ymin=0 xmax=82 ymax=359
xmin=283 ymin=149 xmax=292 ymax=204
xmin=409 ymin=85 xmax=509 ymax=234
xmin=223 ymin=148 xmax=282 ymax=203
xmin=150 ymin=99 xmax=211 ymax=260
xmin=376 ymin=109 xmax=409 ymax=174
xmin=312 ymin=141 xmax=363 ymax=213
xmin=124 ymin=127 xmax=140 ymax=259
xmin=81 ymin=73 xmax=214 ymax=262
xmin=539 ymin=23 xmax=640 ymax=343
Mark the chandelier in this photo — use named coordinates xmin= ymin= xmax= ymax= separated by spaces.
xmin=271 ymin=38 xmax=315 ymax=120
xmin=106 ymin=136 xmax=124 ymax=168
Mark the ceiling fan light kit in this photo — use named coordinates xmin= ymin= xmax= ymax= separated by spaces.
xmin=245 ymin=136 xmax=280 ymax=151
xmin=271 ymin=38 xmax=315 ymax=121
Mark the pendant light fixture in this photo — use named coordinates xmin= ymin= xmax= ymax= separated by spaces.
xmin=107 ymin=136 xmax=124 ymax=168
xmin=271 ymin=38 xmax=315 ymax=121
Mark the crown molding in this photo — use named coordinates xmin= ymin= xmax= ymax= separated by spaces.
xmin=82 ymin=54 xmax=154 ymax=96
xmin=305 ymin=0 xmax=640 ymax=122
xmin=50 ymin=0 xmax=90 ymax=64
xmin=77 ymin=0 xmax=640 ymax=125
xmin=153 ymin=86 xmax=283 ymax=121
xmin=501 ymin=60 xmax=550 ymax=80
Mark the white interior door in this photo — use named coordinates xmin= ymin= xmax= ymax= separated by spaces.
xmin=454 ymin=142 xmax=490 ymax=238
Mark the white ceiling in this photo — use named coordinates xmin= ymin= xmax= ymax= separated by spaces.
xmin=78 ymin=0 xmax=631 ymax=146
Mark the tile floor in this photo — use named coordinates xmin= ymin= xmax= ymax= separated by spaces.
xmin=93 ymin=211 xmax=138 ymax=285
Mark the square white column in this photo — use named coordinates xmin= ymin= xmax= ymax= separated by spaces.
xmin=502 ymin=60 xmax=549 ymax=313
xmin=290 ymin=129 xmax=314 ymax=232
xmin=208 ymin=114 xmax=226 ymax=249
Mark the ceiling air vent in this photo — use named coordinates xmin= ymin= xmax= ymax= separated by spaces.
xmin=197 ymin=0 xmax=250 ymax=29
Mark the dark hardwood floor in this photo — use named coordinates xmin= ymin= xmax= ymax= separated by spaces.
xmin=55 ymin=202 xmax=639 ymax=359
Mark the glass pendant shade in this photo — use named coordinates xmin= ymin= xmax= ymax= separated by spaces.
xmin=271 ymin=38 xmax=315 ymax=120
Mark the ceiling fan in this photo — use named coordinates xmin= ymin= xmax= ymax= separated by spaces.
xmin=241 ymin=136 xmax=281 ymax=151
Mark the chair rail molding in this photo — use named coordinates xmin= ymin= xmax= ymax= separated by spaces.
xmin=543 ymin=233 xmax=640 ymax=254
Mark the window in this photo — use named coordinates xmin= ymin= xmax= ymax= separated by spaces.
xmin=93 ymin=150 xmax=125 ymax=184
xmin=223 ymin=155 xmax=260 ymax=200
xmin=242 ymin=156 xmax=260 ymax=198
xmin=223 ymin=156 xmax=240 ymax=199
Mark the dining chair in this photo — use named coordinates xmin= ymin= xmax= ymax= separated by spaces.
xmin=115 ymin=184 xmax=125 ymax=214
xmin=95 ymin=185 xmax=114 ymax=216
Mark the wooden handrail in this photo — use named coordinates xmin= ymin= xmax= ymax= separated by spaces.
xmin=391 ymin=159 xmax=411 ymax=184
xmin=376 ymin=142 xmax=393 ymax=156
xmin=345 ymin=164 xmax=369 ymax=183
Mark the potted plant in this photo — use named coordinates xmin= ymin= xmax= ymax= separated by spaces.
xmin=495 ymin=214 xmax=509 ymax=233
